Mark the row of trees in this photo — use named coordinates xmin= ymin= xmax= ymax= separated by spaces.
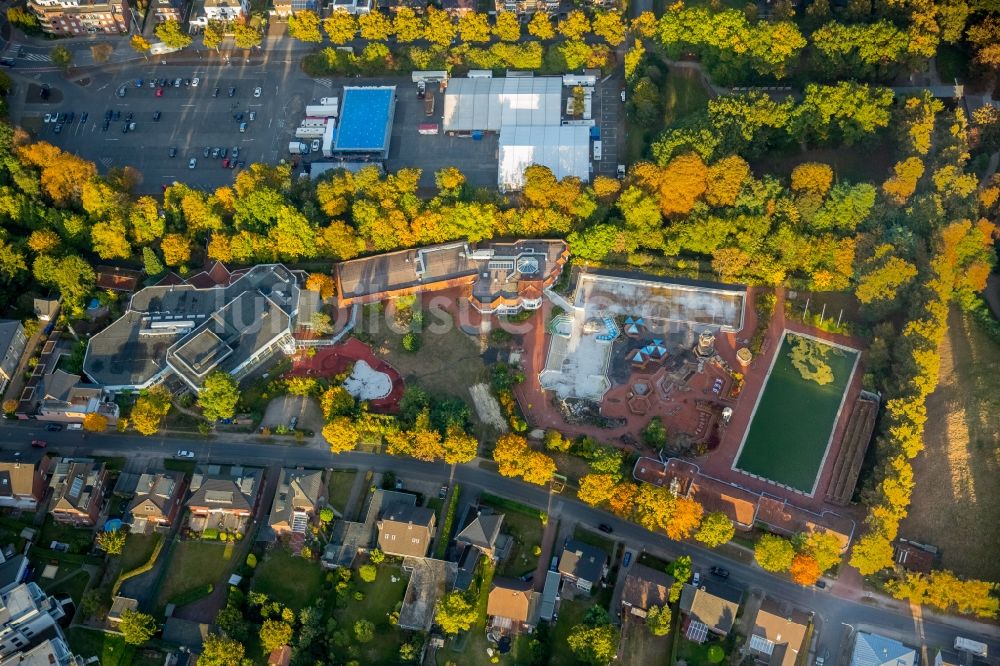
xmin=151 ymin=18 xmax=264 ymax=52
xmin=292 ymin=8 xmax=635 ymax=48
xmin=753 ymin=532 xmax=843 ymax=585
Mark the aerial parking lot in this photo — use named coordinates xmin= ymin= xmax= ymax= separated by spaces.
xmin=15 ymin=67 xmax=623 ymax=194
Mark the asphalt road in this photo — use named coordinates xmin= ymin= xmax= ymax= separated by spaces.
xmin=2 ymin=421 xmax=997 ymax=664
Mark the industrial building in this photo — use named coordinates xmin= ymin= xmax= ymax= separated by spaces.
xmin=498 ymin=125 xmax=590 ymax=191
xmin=441 ymin=75 xmax=592 ymax=191
xmin=326 ymin=86 xmax=396 ymax=160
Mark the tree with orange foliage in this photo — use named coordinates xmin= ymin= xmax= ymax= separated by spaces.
xmin=306 ymin=272 xmax=336 ymax=300
xmin=17 ymin=142 xmax=96 ymax=207
xmin=790 ymin=552 xmax=822 ymax=585
xmin=658 ymin=153 xmax=707 ymax=216
xmin=607 ymin=481 xmax=638 ymax=518
xmin=790 ymin=162 xmax=834 ymax=195
xmin=160 ymin=233 xmax=191 ymax=267
xmin=666 ymin=496 xmax=704 ymax=540
xmin=82 ymin=413 xmax=108 ymax=432
xmin=577 ymin=474 xmax=617 ymax=506
xmin=705 ymin=156 xmax=750 ymax=206
xmin=492 ymin=434 xmax=556 ymax=486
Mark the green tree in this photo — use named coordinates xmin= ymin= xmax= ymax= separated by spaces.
xmin=119 ymin=610 xmax=157 ymax=645
xmin=755 ymin=534 xmax=796 ymax=572
xmin=50 ymin=46 xmax=72 ymax=70
xmin=130 ymin=35 xmax=152 ymax=57
xmin=288 ymin=9 xmax=322 ymax=42
xmin=32 ymin=255 xmax=94 ymax=315
xmin=353 ymin=619 xmax=375 ymax=643
xmin=142 ymin=247 xmax=165 ymax=277
xmin=198 ymin=371 xmax=240 ymax=421
xmin=203 ymin=20 xmax=224 ymax=51
xmin=324 ymin=10 xmax=357 ymax=43
xmin=155 ymin=20 xmax=193 ymax=49
xmin=359 ymin=564 xmax=377 ymax=583
xmin=131 ymin=386 xmax=172 ymax=436
xmin=694 ymin=512 xmax=735 ymax=548
xmin=259 ymin=619 xmax=292 ymax=652
xmin=493 ymin=11 xmax=520 ymax=41
xmin=370 ymin=549 xmax=385 ymax=564
xmin=233 ymin=22 xmax=262 ymax=49
xmin=434 ymin=591 xmax=477 ymax=635
xmin=392 ymin=7 xmax=423 ymax=42
xmin=96 ymin=528 xmax=126 ymax=555
xmin=567 ymin=607 xmax=619 ymax=665
xmin=641 ymin=416 xmax=667 ymax=447
xmin=199 ymin=635 xmax=245 ymax=666
xmin=645 ymin=605 xmax=671 ymax=636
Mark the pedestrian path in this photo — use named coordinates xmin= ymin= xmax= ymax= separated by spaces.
xmin=8 ymin=44 xmax=50 ymax=62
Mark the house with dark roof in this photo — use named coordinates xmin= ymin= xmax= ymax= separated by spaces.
xmin=745 ymin=599 xmax=810 ymax=666
xmin=268 ymin=468 xmax=325 ymax=537
xmin=892 ymin=538 xmax=936 ymax=574
xmin=186 ymin=467 xmax=262 ymax=536
xmin=558 ymin=539 xmax=608 ymax=592
xmin=538 ymin=570 xmax=561 ymax=622
xmin=47 ymin=458 xmax=108 ymax=526
xmin=0 ymin=322 xmax=26 ymax=395
xmin=0 ymin=553 xmax=29 ymax=596
xmin=620 ymin=564 xmax=674 ymax=620
xmin=678 ymin=580 xmax=743 ymax=642
xmin=84 ymin=264 xmax=303 ymax=393
xmin=0 ymin=456 xmax=51 ymax=512
xmin=126 ymin=471 xmax=186 ymax=531
xmin=487 ymin=578 xmax=538 ymax=634
xmin=17 ymin=370 xmax=119 ymax=425
xmin=455 ymin=511 xmax=504 ymax=559
xmin=376 ymin=504 xmax=436 ymax=558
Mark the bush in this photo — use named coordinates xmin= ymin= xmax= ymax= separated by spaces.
xmin=402 ymin=332 xmax=421 ymax=352
xmin=169 ymin=583 xmax=214 ymax=607
xmin=246 ymin=553 xmax=257 ymax=568
xmin=359 ymin=564 xmax=377 ymax=583
xmin=202 ymin=528 xmax=219 ymax=540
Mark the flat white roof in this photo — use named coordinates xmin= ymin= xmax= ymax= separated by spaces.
xmin=443 ymin=77 xmax=562 ymax=132
xmin=498 ymin=125 xmax=591 ymax=191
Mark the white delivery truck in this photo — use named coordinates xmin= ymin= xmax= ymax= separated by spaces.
xmin=954 ymin=637 xmax=988 ymax=658
xmin=295 ymin=126 xmax=326 ymax=139
xmin=593 ymin=140 xmax=602 ymax=161
xmin=288 ymin=141 xmax=309 ymax=155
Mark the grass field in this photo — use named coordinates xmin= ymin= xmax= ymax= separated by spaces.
xmin=252 ymin=549 xmax=325 ymax=610
xmin=156 ymin=541 xmax=233 ymax=610
xmin=65 ymin=628 xmax=134 ymax=666
xmin=327 ymin=470 xmax=358 ymax=517
xmin=735 ymin=332 xmax=858 ymax=493
xmin=333 ymin=564 xmax=408 ymax=664
xmin=901 ymin=309 xmax=1000 ymax=581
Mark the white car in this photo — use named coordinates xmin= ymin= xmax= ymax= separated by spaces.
xmin=253 ymin=86 xmax=262 ymax=98
xmin=691 ymin=572 xmax=701 ymax=587
xmin=620 ymin=89 xmax=626 ymax=102
xmin=310 ymin=138 xmax=320 ymax=153
xmin=43 ymin=113 xmax=52 ymax=123
xmin=192 ymin=77 xmax=200 ymax=87
xmin=175 ymin=450 xmax=195 ymax=459
xmin=188 ymin=158 xmax=197 ymax=169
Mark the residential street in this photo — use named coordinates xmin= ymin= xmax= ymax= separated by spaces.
xmin=1 ymin=421 xmax=997 ymax=664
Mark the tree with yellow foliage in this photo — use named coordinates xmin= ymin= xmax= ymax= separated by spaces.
xmin=323 ymin=417 xmax=359 ymax=454
xmin=306 ymin=272 xmax=335 ymax=300
xmin=790 ymin=162 xmax=834 ymax=195
xmin=492 ymin=434 xmax=556 ymax=486
xmin=160 ymin=233 xmax=191 ymax=267
xmin=443 ymin=425 xmax=478 ymax=465
xmin=130 ymin=386 xmax=172 ymax=436
xmin=82 ymin=412 xmax=108 ymax=432
xmin=666 ymin=496 xmax=704 ymax=540
xmin=658 ymin=154 xmax=707 ymax=216
xmin=577 ymin=474 xmax=617 ymax=507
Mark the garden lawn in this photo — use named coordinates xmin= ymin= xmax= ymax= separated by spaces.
xmin=621 ymin=616 xmax=672 ymax=666
xmin=332 ymin=564 xmax=409 ymax=665
xmin=38 ymin=516 xmax=94 ymax=554
xmin=156 ymin=541 xmax=233 ymax=610
xmin=46 ymin=570 xmax=92 ymax=607
xmin=65 ymin=628 xmax=134 ymax=666
xmin=252 ymin=549 xmax=325 ymax=611
xmin=676 ymin=636 xmax=728 ymax=665
xmin=548 ymin=599 xmax=590 ymax=666
xmin=327 ymin=470 xmax=358 ymax=517
xmin=735 ymin=333 xmax=858 ymax=493
xmin=494 ymin=510 xmax=543 ymax=579
xmin=120 ymin=533 xmax=161 ymax=573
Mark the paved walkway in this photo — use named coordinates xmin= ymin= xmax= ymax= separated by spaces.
xmin=340 ymin=468 xmax=369 ymax=521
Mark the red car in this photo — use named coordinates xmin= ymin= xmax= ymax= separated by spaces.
xmin=30 ymin=440 xmax=46 ymax=448
xmin=155 ymin=87 xmax=163 ymax=97
xmin=222 ymin=159 xmax=230 ymax=168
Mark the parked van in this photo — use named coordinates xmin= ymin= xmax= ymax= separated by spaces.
xmin=67 ymin=423 xmax=83 ymax=430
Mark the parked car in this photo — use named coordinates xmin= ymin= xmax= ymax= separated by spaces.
xmin=188 ymin=158 xmax=197 ymax=169
xmin=815 ymin=580 xmax=827 ymax=589
xmin=211 ymin=147 xmax=220 ymax=158
xmin=204 ymin=147 xmax=211 ymax=158
xmin=598 ymin=523 xmax=613 ymax=534
xmin=222 ymin=158 xmax=230 ymax=168
xmin=192 ymin=77 xmax=200 ymax=87
xmin=213 ymin=87 xmax=220 ymax=97
xmin=148 ymin=80 xmax=156 ymax=88
xmin=311 ymin=138 xmax=321 ymax=153
xmin=102 ymin=120 xmax=110 ymax=131
xmin=175 ymin=450 xmax=195 ymax=459
xmin=229 ymin=160 xmax=236 ymax=169
xmin=550 ymin=556 xmax=558 ymax=571
xmin=289 ymin=416 xmax=298 ymax=429
xmin=168 ymin=147 xmax=177 ymax=158
xmin=228 ymin=87 xmax=236 ymax=97
xmin=174 ymin=78 xmax=182 ymax=87
xmin=232 ymin=146 xmax=239 ymax=159
xmin=622 ymin=551 xmax=632 ymax=567
xmin=54 ymin=124 xmax=62 ymax=134
xmin=248 ymin=110 xmax=256 ymax=121
xmin=129 ymin=121 xmax=136 ymax=131
xmin=234 ymin=112 xmax=244 ymax=121
xmin=692 ymin=572 xmax=701 ymax=587
xmin=237 ymin=161 xmax=245 ymax=169
xmin=710 ymin=566 xmax=729 ymax=579
xmin=156 ymin=87 xmax=164 ymax=97
xmin=239 ymin=122 xmax=247 ymax=133
xmin=220 ymin=147 xmax=227 ymax=158
xmin=394 ymin=478 xmax=403 ymax=490
xmin=184 ymin=78 xmax=191 ymax=87
xmin=253 ymin=86 xmax=262 ymax=98
xmin=153 ymin=111 xmax=161 ymax=121
xmin=438 ymin=485 xmax=448 ymax=499
xmin=135 ymin=78 xmax=143 ymax=87
xmin=80 ymin=112 xmax=88 ymax=123
xmin=416 ymin=80 xmax=426 ymax=99
xmin=66 ymin=423 xmax=82 ymax=430
xmin=30 ymin=440 xmax=46 ymax=448
xmin=44 ymin=423 xmax=63 ymax=432
xmin=43 ymin=113 xmax=51 ymax=123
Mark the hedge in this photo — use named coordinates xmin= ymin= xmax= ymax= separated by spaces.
xmin=169 ymin=583 xmax=214 ymax=607
xmin=112 ymin=534 xmax=164 ymax=596
xmin=434 ymin=484 xmax=460 ymax=559
xmin=480 ymin=493 xmax=546 ymax=522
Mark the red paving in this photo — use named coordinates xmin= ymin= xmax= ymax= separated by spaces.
xmin=286 ymin=338 xmax=405 ymax=413
xmin=516 ymin=286 xmax=868 ymax=518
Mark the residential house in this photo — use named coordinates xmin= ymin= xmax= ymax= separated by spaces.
xmin=47 ymin=458 xmax=108 ymax=526
xmin=0 ymin=637 xmax=83 ymax=666
xmin=126 ymin=472 xmax=186 ymax=531
xmin=557 ymin=539 xmax=608 ymax=592
xmin=32 ymin=299 xmax=58 ymax=323
xmin=376 ymin=504 xmax=436 ymax=558
xmin=106 ymin=597 xmax=138 ymax=628
xmin=933 ymin=650 xmax=963 ymax=666
xmin=0 ymin=583 xmax=71 ymax=659
xmin=620 ymin=564 xmax=674 ymax=620
xmin=486 ymin=578 xmax=538 ymax=634
xmin=150 ymin=0 xmax=184 ymax=22
xmin=441 ymin=0 xmax=473 ymax=15
xmin=327 ymin=0 xmax=372 ymax=14
xmin=17 ymin=370 xmax=119 ymax=426
xmin=0 ymin=456 xmax=51 ymax=512
xmin=745 ymin=599 xmax=810 ymax=666
xmin=892 ymin=538 xmax=936 ymax=574
xmin=494 ymin=0 xmax=558 ymax=14
xmin=267 ymin=646 xmax=291 ymax=666
xmin=0 ymin=323 xmax=26 ymax=395
xmin=267 ymin=468 xmax=325 ymax=538
xmin=678 ymin=580 xmax=743 ymax=643
xmin=849 ymin=632 xmax=917 ymax=666
xmin=455 ymin=511 xmax=504 ymax=559
xmin=0 ymin=552 xmax=29 ymax=597
xmin=188 ymin=0 xmax=248 ymax=29
xmin=27 ymin=0 xmax=129 ymax=35
xmin=186 ymin=467 xmax=262 ymax=536
xmin=94 ymin=267 xmax=143 ymax=294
